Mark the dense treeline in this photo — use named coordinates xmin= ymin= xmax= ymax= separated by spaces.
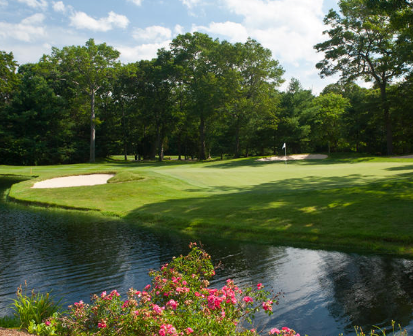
xmin=0 ymin=0 xmax=412 ymax=165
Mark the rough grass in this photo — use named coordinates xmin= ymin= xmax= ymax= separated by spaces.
xmin=2 ymin=155 xmax=413 ymax=256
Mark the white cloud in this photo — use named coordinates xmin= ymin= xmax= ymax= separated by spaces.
xmin=127 ymin=0 xmax=143 ymax=6
xmin=52 ymin=1 xmax=66 ymax=13
xmin=133 ymin=26 xmax=172 ymax=42
xmin=219 ymin=0 xmax=325 ymax=66
xmin=193 ymin=21 xmax=248 ymax=42
xmin=16 ymin=0 xmax=48 ymax=9
xmin=0 ymin=0 xmax=8 ymax=7
xmin=0 ymin=14 xmax=46 ymax=42
xmin=174 ymin=24 xmax=184 ymax=36
xmin=70 ymin=11 xmax=130 ymax=32
xmin=180 ymin=0 xmax=201 ymax=9
xmin=117 ymin=41 xmax=171 ymax=63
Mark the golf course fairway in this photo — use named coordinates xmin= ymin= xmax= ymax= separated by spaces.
xmin=2 ymin=156 xmax=413 ymax=256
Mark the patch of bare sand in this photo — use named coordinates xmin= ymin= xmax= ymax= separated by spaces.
xmin=257 ymin=154 xmax=328 ymax=161
xmin=31 ymin=174 xmax=115 ymax=189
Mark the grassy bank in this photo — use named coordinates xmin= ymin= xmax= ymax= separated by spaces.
xmin=2 ymin=155 xmax=413 ymax=256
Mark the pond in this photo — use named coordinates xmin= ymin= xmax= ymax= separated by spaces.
xmin=1 ymin=176 xmax=413 ymax=335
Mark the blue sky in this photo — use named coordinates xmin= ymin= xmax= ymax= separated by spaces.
xmin=0 ymin=0 xmax=340 ymax=94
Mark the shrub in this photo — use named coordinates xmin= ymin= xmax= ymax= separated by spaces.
xmin=11 ymin=282 xmax=62 ymax=330
xmin=30 ymin=243 xmax=299 ymax=336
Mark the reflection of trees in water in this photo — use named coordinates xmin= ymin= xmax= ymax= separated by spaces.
xmin=320 ymin=253 xmax=413 ymax=333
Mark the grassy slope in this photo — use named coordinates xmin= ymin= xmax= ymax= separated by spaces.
xmin=2 ymin=156 xmax=413 ymax=256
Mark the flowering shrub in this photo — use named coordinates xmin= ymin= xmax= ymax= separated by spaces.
xmin=29 ymin=243 xmax=300 ymax=336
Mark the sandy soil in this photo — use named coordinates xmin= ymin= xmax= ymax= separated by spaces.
xmin=257 ymin=154 xmax=328 ymax=161
xmin=31 ymin=174 xmax=115 ymax=189
xmin=0 ymin=328 xmax=30 ymax=336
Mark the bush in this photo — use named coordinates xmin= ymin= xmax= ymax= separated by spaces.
xmin=11 ymin=282 xmax=62 ymax=330
xmin=29 ymin=243 xmax=299 ymax=336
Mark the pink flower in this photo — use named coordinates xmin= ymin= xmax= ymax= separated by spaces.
xmin=262 ymin=300 xmax=273 ymax=311
xmin=144 ymin=284 xmax=151 ymax=290
xmin=243 ymin=296 xmax=253 ymax=303
xmin=269 ymin=328 xmax=280 ymax=334
xmin=257 ymin=283 xmax=264 ymax=290
xmin=166 ymin=299 xmax=178 ymax=310
xmin=186 ymin=327 xmax=194 ymax=334
xmin=45 ymin=321 xmax=51 ymax=326
xmin=100 ymin=291 xmax=106 ymax=298
xmin=98 ymin=320 xmax=107 ymax=328
xmin=153 ymin=304 xmax=164 ymax=315
xmin=282 ymin=327 xmax=291 ymax=332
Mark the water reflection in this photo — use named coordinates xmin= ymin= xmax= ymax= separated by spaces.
xmin=0 ymin=176 xmax=412 ymax=335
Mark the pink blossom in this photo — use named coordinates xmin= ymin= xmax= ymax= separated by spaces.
xmin=166 ymin=299 xmax=178 ymax=310
xmin=186 ymin=327 xmax=194 ymax=334
xmin=144 ymin=284 xmax=151 ymax=290
xmin=153 ymin=304 xmax=164 ymax=315
xmin=269 ymin=328 xmax=280 ymax=334
xmin=257 ymin=283 xmax=264 ymax=290
xmin=97 ymin=320 xmax=107 ymax=328
xmin=100 ymin=291 xmax=106 ymax=298
xmin=243 ymin=296 xmax=253 ymax=303
xmin=282 ymin=327 xmax=291 ymax=332
xmin=45 ymin=321 xmax=51 ymax=326
xmin=262 ymin=300 xmax=273 ymax=311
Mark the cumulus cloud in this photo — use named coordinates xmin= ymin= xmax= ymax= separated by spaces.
xmin=192 ymin=21 xmax=249 ymax=42
xmin=117 ymin=41 xmax=171 ymax=63
xmin=127 ymin=0 xmax=143 ymax=5
xmin=52 ymin=1 xmax=71 ymax=13
xmin=0 ymin=13 xmax=46 ymax=42
xmin=174 ymin=24 xmax=184 ymax=35
xmin=70 ymin=11 xmax=130 ymax=32
xmin=16 ymin=0 xmax=48 ymax=9
xmin=180 ymin=0 xmax=201 ymax=9
xmin=219 ymin=0 xmax=325 ymax=66
xmin=133 ymin=25 xmax=172 ymax=42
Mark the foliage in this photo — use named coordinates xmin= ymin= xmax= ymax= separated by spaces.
xmin=314 ymin=0 xmax=410 ymax=155
xmin=353 ymin=320 xmax=407 ymax=335
xmin=0 ymin=315 xmax=20 ymax=328
xmin=11 ymin=282 xmax=62 ymax=330
xmin=28 ymin=244 xmax=297 ymax=336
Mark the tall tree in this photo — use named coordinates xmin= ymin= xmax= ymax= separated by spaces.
xmin=170 ymin=33 xmax=223 ymax=160
xmin=311 ymin=92 xmax=350 ymax=153
xmin=50 ymin=39 xmax=120 ymax=162
xmin=223 ymin=39 xmax=284 ymax=157
xmin=315 ymin=0 xmax=410 ymax=155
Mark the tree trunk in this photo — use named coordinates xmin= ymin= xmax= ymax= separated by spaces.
xmin=90 ymin=89 xmax=96 ymax=163
xmin=199 ymin=114 xmax=206 ymax=160
xmin=122 ymin=104 xmax=127 ymax=161
xmin=234 ymin=116 xmax=240 ymax=158
xmin=156 ymin=123 xmax=163 ymax=162
xmin=380 ymin=85 xmax=393 ymax=155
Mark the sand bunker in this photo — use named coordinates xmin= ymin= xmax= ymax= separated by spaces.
xmin=32 ymin=174 xmax=115 ymax=189
xmin=257 ymin=154 xmax=328 ymax=161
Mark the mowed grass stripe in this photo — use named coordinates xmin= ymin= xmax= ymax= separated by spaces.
xmin=3 ymin=157 xmax=413 ymax=255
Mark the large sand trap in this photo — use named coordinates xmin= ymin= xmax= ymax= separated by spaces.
xmin=32 ymin=174 xmax=115 ymax=189
xmin=257 ymin=154 xmax=328 ymax=161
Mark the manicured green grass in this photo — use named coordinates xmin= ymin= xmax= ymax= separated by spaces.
xmin=2 ymin=155 xmax=413 ymax=256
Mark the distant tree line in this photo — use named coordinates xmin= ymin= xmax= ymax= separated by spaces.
xmin=0 ymin=0 xmax=412 ymax=165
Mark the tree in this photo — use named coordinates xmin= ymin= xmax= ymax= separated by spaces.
xmin=223 ymin=39 xmax=284 ymax=157
xmin=50 ymin=39 xmax=120 ymax=162
xmin=0 ymin=51 xmax=19 ymax=109
xmin=170 ymin=33 xmax=224 ymax=160
xmin=311 ymin=92 xmax=350 ymax=153
xmin=315 ymin=0 xmax=410 ymax=155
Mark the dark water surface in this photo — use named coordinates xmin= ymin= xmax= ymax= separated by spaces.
xmin=1 ymin=176 xmax=413 ymax=335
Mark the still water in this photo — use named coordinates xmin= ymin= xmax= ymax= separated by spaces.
xmin=1 ymin=176 xmax=413 ymax=335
